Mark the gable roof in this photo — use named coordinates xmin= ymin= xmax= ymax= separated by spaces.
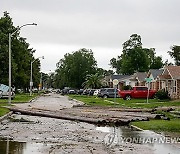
xmin=149 ymin=69 xmax=164 ymax=79
xmin=158 ymin=74 xmax=172 ymax=80
xmin=111 ymin=75 xmax=129 ymax=80
xmin=119 ymin=75 xmax=133 ymax=81
xmin=105 ymin=75 xmax=129 ymax=81
xmin=166 ymin=66 xmax=180 ymax=79
xmin=118 ymin=72 xmax=147 ymax=82
xmin=133 ymin=72 xmax=147 ymax=82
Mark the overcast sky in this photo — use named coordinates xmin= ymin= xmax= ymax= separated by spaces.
xmin=1 ymin=0 xmax=180 ymax=73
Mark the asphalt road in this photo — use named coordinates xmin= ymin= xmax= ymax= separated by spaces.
xmin=14 ymin=93 xmax=84 ymax=111
xmin=0 ymin=93 xmax=179 ymax=154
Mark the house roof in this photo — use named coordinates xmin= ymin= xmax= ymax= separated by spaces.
xmin=119 ymin=72 xmax=147 ymax=82
xmin=149 ymin=69 xmax=164 ymax=79
xmin=111 ymin=75 xmax=129 ymax=80
xmin=158 ymin=74 xmax=172 ymax=80
xmin=119 ymin=75 xmax=133 ymax=81
xmin=105 ymin=75 xmax=129 ymax=82
xmin=166 ymin=66 xmax=180 ymax=79
xmin=133 ymin=72 xmax=147 ymax=82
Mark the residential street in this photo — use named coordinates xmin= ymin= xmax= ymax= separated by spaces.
xmin=1 ymin=2 xmax=180 ymax=153
xmin=0 ymin=93 xmax=179 ymax=154
xmin=14 ymin=93 xmax=84 ymax=111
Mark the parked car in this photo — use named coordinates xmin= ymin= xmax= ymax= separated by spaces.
xmin=55 ymin=89 xmax=61 ymax=94
xmin=61 ymin=88 xmax=69 ymax=95
xmin=93 ymin=89 xmax=100 ymax=96
xmin=32 ymin=88 xmax=38 ymax=93
xmin=97 ymin=88 xmax=119 ymax=98
xmin=82 ymin=89 xmax=90 ymax=95
xmin=118 ymin=86 xmax=156 ymax=100
xmin=77 ymin=89 xmax=84 ymax=95
xmin=89 ymin=89 xmax=96 ymax=96
xmin=0 ymin=84 xmax=15 ymax=99
xmin=68 ymin=89 xmax=76 ymax=94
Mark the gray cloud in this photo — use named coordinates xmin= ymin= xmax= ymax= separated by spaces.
xmin=1 ymin=0 xmax=180 ymax=71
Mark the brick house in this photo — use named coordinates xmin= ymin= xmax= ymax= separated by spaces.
xmin=157 ymin=66 xmax=180 ymax=99
xmin=147 ymin=69 xmax=164 ymax=91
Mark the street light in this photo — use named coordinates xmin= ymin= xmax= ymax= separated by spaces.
xmin=9 ymin=23 xmax=37 ymax=105
xmin=39 ymin=72 xmax=43 ymax=91
xmin=30 ymin=56 xmax=44 ymax=96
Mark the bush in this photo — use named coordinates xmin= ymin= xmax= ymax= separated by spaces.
xmin=155 ymin=89 xmax=170 ymax=100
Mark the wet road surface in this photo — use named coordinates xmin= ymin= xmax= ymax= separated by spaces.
xmin=0 ymin=93 xmax=179 ymax=153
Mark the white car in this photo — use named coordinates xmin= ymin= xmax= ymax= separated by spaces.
xmin=0 ymin=84 xmax=15 ymax=99
xmin=93 ymin=89 xmax=100 ymax=96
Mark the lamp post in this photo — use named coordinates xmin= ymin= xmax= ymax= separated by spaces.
xmin=9 ymin=23 xmax=37 ymax=105
xmin=30 ymin=56 xmax=44 ymax=96
xmin=39 ymin=72 xmax=43 ymax=91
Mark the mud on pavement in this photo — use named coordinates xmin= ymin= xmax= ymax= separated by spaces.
xmin=1 ymin=93 xmax=178 ymax=153
xmin=0 ymin=114 xmax=154 ymax=154
xmin=9 ymin=93 xmax=167 ymax=126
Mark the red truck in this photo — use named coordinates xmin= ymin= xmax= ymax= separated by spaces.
xmin=118 ymin=86 xmax=156 ymax=100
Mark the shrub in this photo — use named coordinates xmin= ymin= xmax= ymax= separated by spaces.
xmin=155 ymin=89 xmax=170 ymax=100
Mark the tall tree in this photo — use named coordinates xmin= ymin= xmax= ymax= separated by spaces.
xmin=144 ymin=48 xmax=163 ymax=69
xmin=96 ymin=68 xmax=114 ymax=76
xmin=110 ymin=34 xmax=163 ymax=74
xmin=55 ymin=48 xmax=97 ymax=89
xmin=82 ymin=73 xmax=103 ymax=89
xmin=168 ymin=45 xmax=180 ymax=66
xmin=0 ymin=12 xmax=41 ymax=90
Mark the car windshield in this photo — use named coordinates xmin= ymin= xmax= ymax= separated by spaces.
xmin=100 ymin=88 xmax=106 ymax=92
xmin=0 ymin=84 xmax=9 ymax=92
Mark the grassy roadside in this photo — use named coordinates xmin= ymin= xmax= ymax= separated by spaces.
xmin=69 ymin=95 xmax=180 ymax=133
xmin=131 ymin=119 xmax=180 ymax=133
xmin=69 ymin=95 xmax=180 ymax=109
xmin=0 ymin=103 xmax=9 ymax=117
xmin=0 ymin=93 xmax=39 ymax=117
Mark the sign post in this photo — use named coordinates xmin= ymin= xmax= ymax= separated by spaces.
xmin=113 ymin=79 xmax=119 ymax=103
xmin=145 ymin=78 xmax=153 ymax=103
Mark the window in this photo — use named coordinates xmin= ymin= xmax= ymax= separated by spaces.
xmin=107 ymin=89 xmax=114 ymax=92
xmin=136 ymin=87 xmax=148 ymax=91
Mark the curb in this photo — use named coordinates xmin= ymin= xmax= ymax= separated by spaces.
xmin=68 ymin=97 xmax=85 ymax=106
xmin=0 ymin=111 xmax=13 ymax=122
xmin=29 ymin=94 xmax=42 ymax=103
xmin=130 ymin=124 xmax=144 ymax=131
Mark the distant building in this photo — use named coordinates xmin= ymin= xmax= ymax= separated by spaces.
xmin=104 ymin=75 xmax=128 ymax=89
xmin=157 ymin=66 xmax=180 ymax=99
xmin=147 ymin=69 xmax=164 ymax=90
xmin=105 ymin=72 xmax=147 ymax=90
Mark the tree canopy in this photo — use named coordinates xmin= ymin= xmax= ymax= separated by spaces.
xmin=0 ymin=12 xmax=41 ymax=91
xmin=55 ymin=48 xmax=97 ymax=89
xmin=110 ymin=34 xmax=164 ymax=75
xmin=168 ymin=45 xmax=180 ymax=66
xmin=82 ymin=73 xmax=103 ymax=89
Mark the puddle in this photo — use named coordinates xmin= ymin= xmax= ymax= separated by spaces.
xmin=0 ymin=138 xmax=51 ymax=154
xmin=96 ymin=126 xmax=111 ymax=133
xmin=0 ymin=115 xmax=179 ymax=154
xmin=96 ymin=126 xmax=180 ymax=154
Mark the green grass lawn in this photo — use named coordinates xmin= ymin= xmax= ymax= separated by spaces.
xmin=69 ymin=95 xmax=180 ymax=133
xmin=0 ymin=93 xmax=39 ymax=117
xmin=131 ymin=119 xmax=180 ymax=133
xmin=69 ymin=95 xmax=180 ymax=109
xmin=0 ymin=93 xmax=39 ymax=103
xmin=0 ymin=102 xmax=9 ymax=117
